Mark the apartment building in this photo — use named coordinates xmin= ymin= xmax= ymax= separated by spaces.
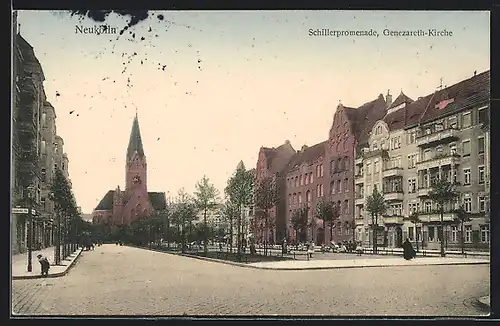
xmin=355 ymin=71 xmax=490 ymax=250
xmin=12 ymin=30 xmax=72 ymax=254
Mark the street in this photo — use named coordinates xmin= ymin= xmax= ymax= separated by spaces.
xmin=12 ymin=244 xmax=489 ymax=316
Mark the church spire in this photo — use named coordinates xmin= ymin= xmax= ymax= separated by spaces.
xmin=126 ymin=114 xmax=145 ymax=162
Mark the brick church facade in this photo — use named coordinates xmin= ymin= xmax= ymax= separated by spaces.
xmin=92 ymin=114 xmax=166 ymax=226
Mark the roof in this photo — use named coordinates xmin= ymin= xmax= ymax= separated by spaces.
xmin=388 ymin=92 xmax=413 ymax=110
xmin=95 ymin=190 xmax=115 ymax=210
xmin=345 ymin=95 xmax=388 ymax=145
xmin=17 ymin=34 xmax=45 ymax=79
xmin=261 ymin=141 xmax=296 ymax=173
xmin=126 ymin=114 xmax=145 ymax=162
xmin=94 ymin=190 xmax=167 ymax=211
xmin=286 ymin=141 xmax=326 ymax=171
xmin=417 ymin=70 xmax=490 ymax=125
xmin=148 ymin=192 xmax=166 ymax=211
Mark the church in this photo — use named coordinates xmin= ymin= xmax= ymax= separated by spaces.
xmin=92 ymin=114 xmax=166 ymax=226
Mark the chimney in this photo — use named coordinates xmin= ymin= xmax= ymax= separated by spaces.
xmin=301 ymin=145 xmax=308 ymax=152
xmin=386 ymin=89 xmax=392 ymax=108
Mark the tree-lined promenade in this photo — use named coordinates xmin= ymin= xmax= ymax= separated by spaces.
xmin=89 ymin=160 xmax=473 ymax=260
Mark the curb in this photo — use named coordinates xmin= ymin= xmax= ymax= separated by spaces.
xmin=13 ymin=248 xmax=84 ymax=280
xmin=126 ymin=245 xmax=490 ymax=271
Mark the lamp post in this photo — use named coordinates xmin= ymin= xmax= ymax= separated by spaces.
xmin=26 ymin=185 xmax=35 ymax=272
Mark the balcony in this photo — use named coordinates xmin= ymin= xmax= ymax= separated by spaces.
xmin=417 ymin=128 xmax=460 ymax=148
xmin=417 ymin=187 xmax=431 ymax=197
xmin=19 ymin=77 xmax=38 ymax=100
xmin=382 ymin=167 xmax=403 ymax=178
xmin=417 ymin=153 xmax=461 ymax=171
xmin=417 ymin=211 xmax=458 ymax=223
xmin=363 ymin=149 xmax=389 ymax=160
xmin=355 ymin=196 xmax=365 ymax=206
xmin=383 ymin=191 xmax=404 ymax=201
xmin=383 ymin=215 xmax=404 ymax=224
xmin=17 ymin=120 xmax=37 ymax=134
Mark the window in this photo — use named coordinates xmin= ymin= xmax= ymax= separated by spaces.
xmin=306 ymin=190 xmax=311 ymax=202
xmin=309 ymin=173 xmax=313 ymax=184
xmin=478 ymin=137 xmax=485 ymax=154
xmin=366 ymin=163 xmax=371 ymax=175
xmin=463 ymin=197 xmax=472 ymax=212
xmin=462 ymin=140 xmax=471 ymax=157
xmin=462 ymin=112 xmax=471 ymax=128
xmin=375 ymin=125 xmax=382 ymax=135
xmin=407 ymin=131 xmax=416 ymax=144
xmin=423 ymin=149 xmax=431 ymax=161
xmin=305 ymin=174 xmax=309 ymax=185
xmin=41 ymin=113 xmax=46 ymax=126
xmin=298 ymin=193 xmax=302 ymax=204
xmin=344 ymin=178 xmax=349 ymax=192
xmin=344 ymin=200 xmax=349 ymax=214
xmin=331 ymin=181 xmax=336 ymax=194
xmin=408 ymin=227 xmax=414 ymax=241
xmin=294 ymin=177 xmax=298 ymax=187
xmin=451 ymin=226 xmax=458 ymax=243
xmin=436 ymin=146 xmax=443 ymax=154
xmin=288 ymin=194 xmax=291 ymax=205
xmin=425 ymin=202 xmax=432 ymax=213
xmin=408 ymin=154 xmax=417 ymax=169
xmin=338 ymin=180 xmax=342 ymax=193
xmin=374 ymin=160 xmax=379 ymax=173
xmin=300 ymin=175 xmax=303 ymax=186
xmin=345 ymin=158 xmax=350 ymax=171
xmin=372 ymin=142 xmax=378 ymax=151
xmin=366 ymin=185 xmax=371 ymax=195
xmin=478 ymin=107 xmax=488 ymax=124
xmin=448 ymin=116 xmax=457 ymax=128
xmin=478 ymin=166 xmax=485 ymax=184
xmin=320 ymin=164 xmax=324 ymax=177
xmin=480 ymin=225 xmax=490 ymax=243
xmin=408 ymin=178 xmax=416 ymax=193
xmin=428 ymin=227 xmax=435 ymax=242
xmin=465 ymin=225 xmax=472 ymax=243
xmin=292 ymin=193 xmax=296 ymax=204
xmin=463 ymin=168 xmax=471 ymax=185
xmin=478 ymin=196 xmax=485 ymax=212
xmin=450 ymin=143 xmax=457 ymax=155
xmin=41 ymin=140 xmax=46 ymax=154
xmin=320 ymin=184 xmax=324 ymax=197
xmin=316 ymin=166 xmax=320 ymax=177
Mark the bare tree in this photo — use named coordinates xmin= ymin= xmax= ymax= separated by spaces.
xmin=194 ymin=175 xmax=220 ymax=254
xmin=254 ymin=175 xmax=278 ymax=256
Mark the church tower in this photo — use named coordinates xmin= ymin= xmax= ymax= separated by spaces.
xmin=125 ymin=113 xmax=147 ymax=194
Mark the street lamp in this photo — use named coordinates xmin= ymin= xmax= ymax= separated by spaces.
xmin=26 ymin=185 xmax=35 ymax=272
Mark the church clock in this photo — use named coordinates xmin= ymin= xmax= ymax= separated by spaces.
xmin=132 ymin=174 xmax=141 ymax=184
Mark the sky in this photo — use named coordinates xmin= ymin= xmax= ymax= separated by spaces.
xmin=15 ymin=10 xmax=490 ymax=213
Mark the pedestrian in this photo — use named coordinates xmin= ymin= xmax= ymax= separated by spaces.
xmin=356 ymin=242 xmax=363 ymax=256
xmin=308 ymin=241 xmax=315 ymax=258
xmin=37 ymin=254 xmax=51 ymax=277
xmin=403 ymin=238 xmax=416 ymax=260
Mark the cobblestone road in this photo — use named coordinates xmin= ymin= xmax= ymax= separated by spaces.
xmin=12 ymin=244 xmax=489 ymax=316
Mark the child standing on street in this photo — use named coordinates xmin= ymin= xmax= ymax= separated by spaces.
xmin=37 ymin=254 xmax=51 ymax=277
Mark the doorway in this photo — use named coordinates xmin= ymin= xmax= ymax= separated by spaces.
xmin=395 ymin=227 xmax=403 ymax=248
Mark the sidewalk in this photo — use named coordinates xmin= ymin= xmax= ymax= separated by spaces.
xmin=246 ymin=256 xmax=490 ymax=270
xmin=12 ymin=246 xmax=84 ymax=279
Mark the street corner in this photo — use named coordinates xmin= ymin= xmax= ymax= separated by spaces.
xmin=12 ymin=248 xmax=83 ymax=280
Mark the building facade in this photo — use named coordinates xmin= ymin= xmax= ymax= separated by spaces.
xmin=12 ymin=30 xmax=71 ymax=254
xmin=92 ymin=114 xmax=166 ymax=226
xmin=355 ymin=71 xmax=490 ymax=250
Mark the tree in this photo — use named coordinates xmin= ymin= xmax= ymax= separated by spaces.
xmin=366 ymin=187 xmax=386 ymax=254
xmin=254 ymin=175 xmax=278 ymax=256
xmin=194 ymin=175 xmax=220 ymax=254
xmin=407 ymin=212 xmax=421 ymax=252
xmin=315 ymin=198 xmax=340 ymax=244
xmin=219 ymin=200 xmax=238 ymax=252
xmin=428 ymin=177 xmax=460 ymax=257
xmin=49 ymin=168 xmax=77 ymax=264
xmin=453 ymin=205 xmax=471 ymax=255
xmin=291 ymin=205 xmax=308 ymax=243
xmin=225 ymin=161 xmax=254 ymax=260
xmin=176 ymin=188 xmax=197 ymax=253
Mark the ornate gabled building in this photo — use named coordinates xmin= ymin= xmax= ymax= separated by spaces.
xmin=92 ymin=114 xmax=166 ymax=226
xmin=354 ymin=71 xmax=490 ymax=250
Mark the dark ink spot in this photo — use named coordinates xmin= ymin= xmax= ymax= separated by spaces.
xmin=157 ymin=14 xmax=164 ymax=20
xmin=69 ymin=110 xmax=74 ymax=114
xmin=140 ymin=37 xmax=145 ymax=41
xmin=55 ymin=92 xmax=61 ymax=97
